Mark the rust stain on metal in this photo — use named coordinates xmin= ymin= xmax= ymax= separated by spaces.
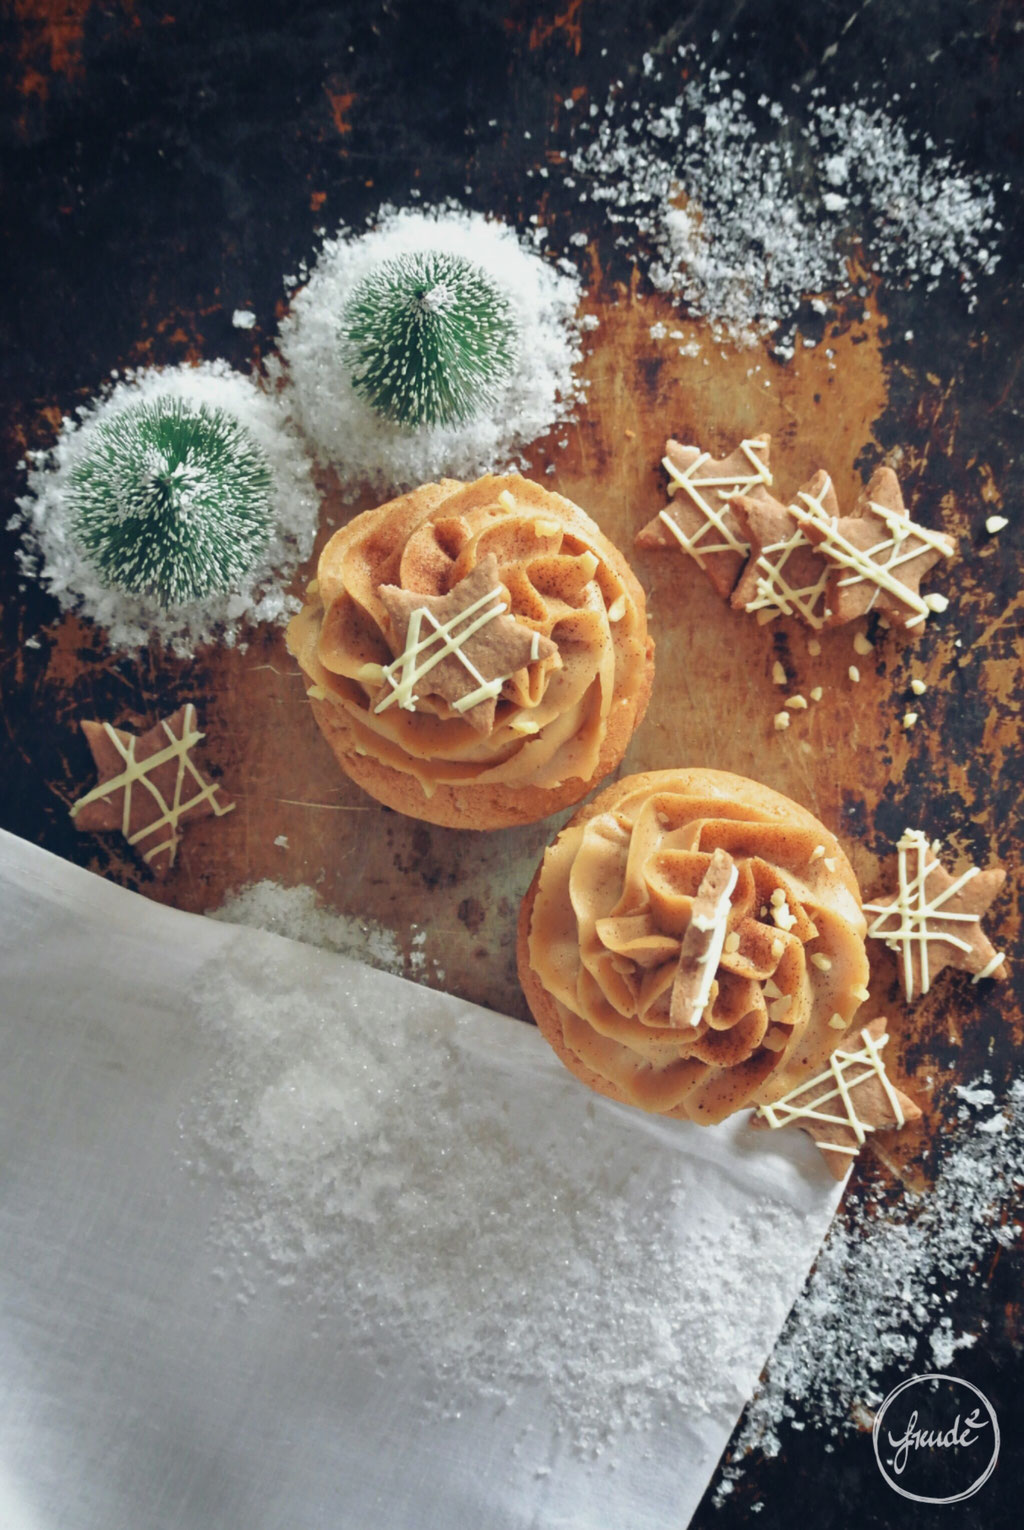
xmin=527 ymin=0 xmax=584 ymax=55
xmin=12 ymin=0 xmax=136 ymax=98
xmin=324 ymin=81 xmax=356 ymax=137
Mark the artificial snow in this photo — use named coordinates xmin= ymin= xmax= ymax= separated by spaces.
xmin=273 ymin=204 xmax=585 ymax=495
xmin=12 ymin=361 xmax=318 ymax=656
xmin=211 ymin=880 xmax=404 ymax=975
xmin=570 ymin=50 xmax=1001 ymax=352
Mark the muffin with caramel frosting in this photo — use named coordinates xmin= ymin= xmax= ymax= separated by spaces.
xmin=287 ymin=474 xmax=653 ymax=828
xmin=517 ymin=768 xmax=871 ymax=1122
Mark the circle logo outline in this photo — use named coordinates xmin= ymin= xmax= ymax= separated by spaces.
xmin=872 ymin=1372 xmax=1000 ymax=1505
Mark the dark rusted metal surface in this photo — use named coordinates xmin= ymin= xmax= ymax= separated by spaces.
xmin=1 ymin=2 xmax=1022 ymax=1522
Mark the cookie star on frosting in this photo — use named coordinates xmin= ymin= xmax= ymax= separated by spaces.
xmin=729 ymin=470 xmax=837 ymax=629
xmin=69 ymin=703 xmax=234 ymax=877
xmin=375 ymin=553 xmax=557 ymax=734
xmin=752 ymin=1016 xmax=921 ymax=1178
xmin=636 ymin=435 xmax=772 ymax=598
xmin=863 ymin=828 xmax=1007 ymax=1000
xmin=790 ymin=466 xmax=955 ymax=629
xmin=669 ymin=848 xmax=739 ymax=1028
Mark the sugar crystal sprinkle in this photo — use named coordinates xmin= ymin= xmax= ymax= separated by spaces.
xmin=568 ymin=47 xmax=1001 ymax=354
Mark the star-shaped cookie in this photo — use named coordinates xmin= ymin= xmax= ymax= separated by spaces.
xmin=635 ymin=435 xmax=772 ymax=598
xmin=729 ymin=471 xmax=837 ymax=628
xmin=375 ymin=554 xmax=557 ymax=734
xmin=863 ymin=828 xmax=1007 ymax=1001
xmin=70 ymin=703 xmax=234 ymax=877
xmin=752 ymin=1016 xmax=921 ymax=1178
xmin=791 ymin=466 xmax=955 ymax=629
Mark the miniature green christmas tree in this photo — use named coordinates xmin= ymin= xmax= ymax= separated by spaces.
xmin=69 ymin=395 xmax=274 ymax=606
xmin=339 ymin=249 xmax=519 ymax=428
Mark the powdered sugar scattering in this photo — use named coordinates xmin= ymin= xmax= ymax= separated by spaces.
xmin=211 ymin=880 xmax=404 ymax=974
xmin=11 ymin=361 xmax=318 ymax=656
xmin=570 ymin=51 xmax=1001 ymax=353
xmin=185 ymin=943 xmax=827 ymax=1452
xmin=272 ymin=204 xmax=585 ymax=495
xmin=718 ymin=1075 xmax=1024 ymax=1485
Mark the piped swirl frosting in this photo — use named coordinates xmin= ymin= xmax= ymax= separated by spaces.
xmin=524 ymin=769 xmax=871 ymax=1123
xmin=287 ymin=475 xmax=650 ymax=798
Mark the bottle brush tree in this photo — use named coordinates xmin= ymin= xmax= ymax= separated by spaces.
xmin=339 ymin=249 xmax=519 ymax=428
xmin=69 ymin=395 xmax=273 ymax=606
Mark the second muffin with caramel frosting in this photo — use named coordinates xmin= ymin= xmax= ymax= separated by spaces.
xmin=518 ymin=768 xmax=872 ymax=1122
xmin=287 ymin=474 xmax=654 ymax=828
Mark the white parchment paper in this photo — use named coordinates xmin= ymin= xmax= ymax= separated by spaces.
xmin=0 ymin=831 xmax=843 ymax=1530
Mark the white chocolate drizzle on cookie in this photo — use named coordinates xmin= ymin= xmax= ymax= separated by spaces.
xmin=790 ymin=487 xmax=954 ymax=628
xmin=70 ymin=703 xmax=234 ymax=868
xmin=374 ymin=585 xmax=512 ymax=714
xmin=669 ymin=849 xmax=739 ymax=1028
xmin=369 ymin=554 xmax=557 ymax=728
xmin=658 ymin=436 xmax=770 ymax=567
xmin=756 ymin=1023 xmax=907 ymax=1157
xmin=863 ymin=828 xmax=1005 ymax=999
xmin=745 ymin=476 xmax=834 ymax=628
